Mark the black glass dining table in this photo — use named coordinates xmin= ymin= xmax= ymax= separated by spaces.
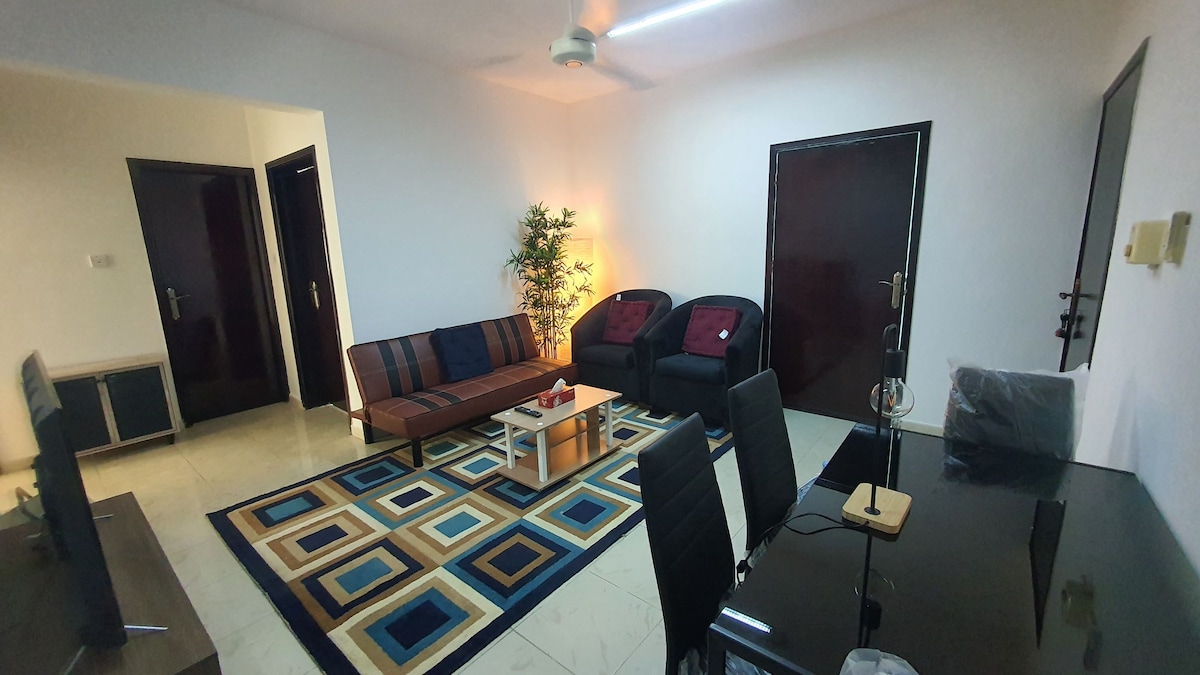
xmin=708 ymin=429 xmax=1200 ymax=674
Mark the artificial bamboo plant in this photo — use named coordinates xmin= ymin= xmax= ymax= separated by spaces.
xmin=505 ymin=203 xmax=593 ymax=359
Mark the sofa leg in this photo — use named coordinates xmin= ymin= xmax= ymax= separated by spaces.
xmin=363 ymin=423 xmax=376 ymax=444
xmin=412 ymin=438 xmax=424 ymax=468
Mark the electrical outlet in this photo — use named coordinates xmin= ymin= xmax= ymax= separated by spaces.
xmin=88 ymin=254 xmax=113 ymax=268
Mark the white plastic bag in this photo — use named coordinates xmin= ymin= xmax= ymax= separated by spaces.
xmin=839 ymin=648 xmax=919 ymax=675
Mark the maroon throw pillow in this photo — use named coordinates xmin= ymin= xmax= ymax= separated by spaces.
xmin=602 ymin=300 xmax=655 ymax=345
xmin=682 ymin=305 xmax=742 ymax=358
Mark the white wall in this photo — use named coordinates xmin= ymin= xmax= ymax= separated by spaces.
xmin=0 ymin=0 xmax=571 ymax=454
xmin=569 ymin=0 xmax=1123 ymax=430
xmin=1078 ymin=0 xmax=1200 ymax=567
xmin=0 ymin=0 xmax=571 ymax=341
xmin=0 ymin=66 xmax=299 ymax=469
xmin=243 ymin=105 xmax=354 ymax=405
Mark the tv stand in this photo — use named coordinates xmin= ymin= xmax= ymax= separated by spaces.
xmin=0 ymin=493 xmax=218 ymax=674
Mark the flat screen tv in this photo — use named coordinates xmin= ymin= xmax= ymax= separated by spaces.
xmin=20 ymin=351 xmax=127 ymax=649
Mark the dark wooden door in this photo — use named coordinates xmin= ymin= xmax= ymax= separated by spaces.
xmin=764 ymin=123 xmax=930 ymax=423
xmin=266 ymin=147 xmax=346 ymax=410
xmin=128 ymin=160 xmax=287 ymax=424
xmin=1059 ymin=40 xmax=1147 ymax=371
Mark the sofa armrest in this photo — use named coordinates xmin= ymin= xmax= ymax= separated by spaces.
xmin=571 ymin=299 xmax=611 ymax=356
xmin=641 ymin=308 xmax=690 ymax=368
xmin=724 ymin=313 xmax=763 ymax=387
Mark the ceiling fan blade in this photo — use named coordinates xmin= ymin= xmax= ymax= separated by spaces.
xmin=467 ymin=53 xmax=521 ymax=70
xmin=578 ymin=0 xmax=618 ymax=34
xmin=592 ymin=59 xmax=655 ymax=90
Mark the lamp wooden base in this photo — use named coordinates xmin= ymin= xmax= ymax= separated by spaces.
xmin=842 ymin=483 xmax=912 ymax=534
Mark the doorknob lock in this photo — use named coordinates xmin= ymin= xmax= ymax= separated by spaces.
xmin=166 ymin=287 xmax=191 ymax=321
xmin=878 ymin=272 xmax=904 ymax=309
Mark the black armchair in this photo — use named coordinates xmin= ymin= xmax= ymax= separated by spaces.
xmin=644 ymin=295 xmax=763 ymax=425
xmin=571 ymin=290 xmax=672 ymax=402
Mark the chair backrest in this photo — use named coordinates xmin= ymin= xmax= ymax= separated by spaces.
xmin=639 ymin=413 xmax=734 ymax=673
xmin=656 ymin=295 xmax=763 ymax=346
xmin=571 ymin=289 xmax=672 ymax=350
xmin=347 ymin=314 xmax=538 ymax=405
xmin=728 ymin=369 xmax=798 ymax=556
xmin=943 ymin=366 xmax=1075 ymax=459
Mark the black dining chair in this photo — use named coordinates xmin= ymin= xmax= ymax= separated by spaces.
xmin=640 ymin=413 xmax=735 ymax=675
xmin=727 ymin=369 xmax=798 ymax=562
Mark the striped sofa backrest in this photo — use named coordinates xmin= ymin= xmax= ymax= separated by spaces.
xmin=347 ymin=332 xmax=442 ymax=406
xmin=480 ymin=314 xmax=539 ymax=369
xmin=347 ymin=314 xmax=540 ymax=406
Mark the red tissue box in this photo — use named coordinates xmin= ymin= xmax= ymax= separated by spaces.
xmin=537 ymin=387 xmax=576 ymax=408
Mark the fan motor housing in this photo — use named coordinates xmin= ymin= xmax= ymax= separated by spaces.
xmin=550 ymin=25 xmax=596 ymax=68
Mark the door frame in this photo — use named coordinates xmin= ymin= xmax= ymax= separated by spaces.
xmin=264 ymin=146 xmax=348 ymax=409
xmin=761 ymin=121 xmax=932 ymax=378
xmin=126 ymin=158 xmax=290 ymax=422
xmin=1059 ymin=38 xmax=1149 ymax=371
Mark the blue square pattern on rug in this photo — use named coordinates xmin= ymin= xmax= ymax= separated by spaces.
xmin=613 ymin=427 xmax=638 ymax=441
xmin=331 ymin=456 xmax=413 ymax=496
xmin=337 ymin=557 xmax=391 ymax=595
xmin=301 ymin=537 xmax=425 ymax=620
xmin=207 ymin=402 xmax=736 ymax=675
xmin=393 ymin=487 xmax=433 ymax=509
xmin=463 ymin=457 xmax=499 ymax=474
xmin=298 ymin=524 xmax=348 ymax=553
xmin=364 ymin=588 xmax=469 ymax=663
xmin=448 ymin=521 xmax=579 ymax=609
xmin=252 ymin=490 xmax=326 ymax=528
xmin=355 ymin=473 xmax=465 ymax=529
xmin=482 ymin=477 xmax=566 ymax=509
xmin=435 ymin=511 xmax=482 ymax=539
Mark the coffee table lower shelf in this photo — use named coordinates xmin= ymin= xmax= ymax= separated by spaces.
xmin=495 ymin=432 xmax=620 ymax=490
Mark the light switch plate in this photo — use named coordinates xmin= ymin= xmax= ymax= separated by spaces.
xmin=1164 ymin=211 xmax=1191 ymax=264
xmin=88 ymin=254 xmax=113 ymax=268
xmin=1125 ymin=220 xmax=1169 ymax=265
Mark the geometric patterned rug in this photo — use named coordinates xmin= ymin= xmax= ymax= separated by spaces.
xmin=208 ymin=400 xmax=733 ymax=674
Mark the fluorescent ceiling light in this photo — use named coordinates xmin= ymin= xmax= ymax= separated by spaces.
xmin=605 ymin=0 xmax=733 ymax=38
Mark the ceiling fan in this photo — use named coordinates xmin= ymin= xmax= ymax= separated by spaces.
xmin=548 ymin=0 xmax=654 ymax=90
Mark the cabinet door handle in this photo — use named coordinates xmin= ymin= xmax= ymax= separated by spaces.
xmin=309 ymin=281 xmax=321 ymax=310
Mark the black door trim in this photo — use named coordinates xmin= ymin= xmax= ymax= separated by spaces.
xmin=762 ymin=121 xmax=932 ymax=377
xmin=264 ymin=146 xmax=348 ymax=409
xmin=126 ymin=158 xmax=290 ymax=422
xmin=1060 ymin=38 xmax=1149 ymax=371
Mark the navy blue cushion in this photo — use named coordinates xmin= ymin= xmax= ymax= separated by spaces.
xmin=430 ymin=324 xmax=494 ymax=383
xmin=655 ymin=353 xmax=725 ymax=384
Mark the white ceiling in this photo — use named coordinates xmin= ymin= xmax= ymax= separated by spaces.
xmin=217 ymin=0 xmax=932 ymax=103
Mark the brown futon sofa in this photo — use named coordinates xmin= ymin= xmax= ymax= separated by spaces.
xmin=347 ymin=313 xmax=577 ymax=467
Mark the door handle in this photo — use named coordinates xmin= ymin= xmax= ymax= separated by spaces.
xmin=166 ymin=287 xmax=190 ymax=321
xmin=878 ymin=272 xmax=904 ymax=310
xmin=309 ymin=281 xmax=320 ymax=310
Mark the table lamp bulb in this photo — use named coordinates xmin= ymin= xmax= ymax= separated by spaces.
xmin=870 ymin=377 xmax=915 ymax=419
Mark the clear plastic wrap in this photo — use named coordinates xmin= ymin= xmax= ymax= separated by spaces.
xmin=943 ymin=365 xmax=1076 ymax=460
xmin=840 ymin=648 xmax=920 ymax=675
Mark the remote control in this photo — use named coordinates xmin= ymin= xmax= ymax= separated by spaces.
xmin=514 ymin=406 xmax=543 ymax=418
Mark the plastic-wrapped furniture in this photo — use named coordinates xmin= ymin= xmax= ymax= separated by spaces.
xmin=570 ymin=290 xmax=671 ymax=402
xmin=640 ymin=414 xmax=734 ymax=675
xmin=943 ymin=366 xmax=1076 ymax=460
xmin=728 ymin=369 xmax=798 ymax=560
xmin=645 ymin=296 xmax=763 ymax=425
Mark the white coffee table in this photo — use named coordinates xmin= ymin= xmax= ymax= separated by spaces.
xmin=492 ymin=384 xmax=621 ymax=490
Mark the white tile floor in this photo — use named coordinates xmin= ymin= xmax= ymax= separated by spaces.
xmin=0 ymin=403 xmax=852 ymax=675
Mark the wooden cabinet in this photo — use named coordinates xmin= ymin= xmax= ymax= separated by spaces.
xmin=50 ymin=356 xmax=179 ymax=456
